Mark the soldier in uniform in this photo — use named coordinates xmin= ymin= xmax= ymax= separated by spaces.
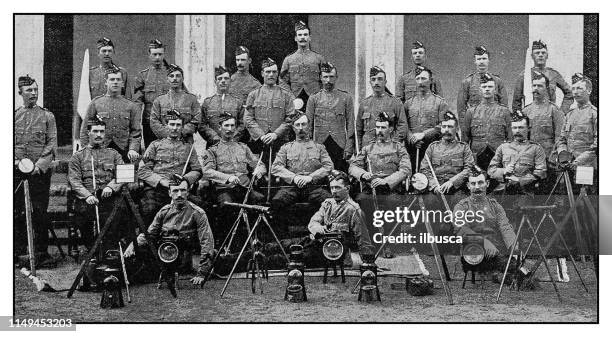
xmin=350 ymin=112 xmax=412 ymax=199
xmin=133 ymin=39 xmax=171 ymax=147
xmin=138 ymin=111 xmax=203 ymax=229
xmin=404 ymin=65 xmax=449 ymax=170
xmin=150 ymin=63 xmax=200 ymax=143
xmin=243 ymin=58 xmax=295 ymax=155
xmin=463 ymin=73 xmax=512 ymax=170
xmin=356 ymin=66 xmax=407 ymax=147
xmin=89 ymin=37 xmax=131 ymax=99
xmin=229 ymin=46 xmax=262 ymax=106
xmin=279 ymin=20 xmax=326 ymax=107
xmin=488 ymin=111 xmax=547 ymax=195
xmin=557 ymin=73 xmax=598 ymax=169
xmin=69 ymin=117 xmax=128 ymax=251
xmin=202 ymin=113 xmax=267 ymax=242
xmin=457 ymin=46 xmax=508 ymax=125
xmin=271 ymin=113 xmax=333 ymax=231
xmin=14 ymin=75 xmax=57 ymax=264
xmin=200 ymin=65 xmax=244 ymax=146
xmin=395 ymin=40 xmax=443 ymax=103
xmin=512 ymin=40 xmax=573 ymax=114
xmin=79 ymin=65 xmax=142 ymax=163
xmin=420 ymin=112 xmax=474 ymax=196
xmin=305 ymin=62 xmax=355 ymax=172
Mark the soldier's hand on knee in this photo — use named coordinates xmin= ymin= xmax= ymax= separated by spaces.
xmin=159 ymin=179 xmax=170 ymax=189
xmin=415 ymin=140 xmax=424 ymax=149
xmin=302 ymin=176 xmax=313 ymax=186
xmin=253 ymin=168 xmax=265 ymax=180
xmin=86 ymin=195 xmax=99 ymax=205
xmin=361 ymin=172 xmax=374 ymax=181
xmin=136 ymin=233 xmax=147 ymax=246
xmin=127 ymin=150 xmax=140 ymax=162
xmin=371 ymin=178 xmax=385 ymax=188
xmin=483 ymin=239 xmax=498 ymax=257
xmin=101 ymin=186 xmax=113 ymax=198
xmin=227 ymin=176 xmax=241 ymax=185
xmin=503 ymin=166 xmax=514 ymax=175
xmin=439 ymin=181 xmax=453 ymax=194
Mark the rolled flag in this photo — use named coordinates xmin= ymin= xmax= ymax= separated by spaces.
xmin=74 ymin=49 xmax=91 ymax=153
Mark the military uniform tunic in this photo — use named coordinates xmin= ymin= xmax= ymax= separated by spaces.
xmin=133 ymin=64 xmax=171 ymax=146
xmin=229 ymin=71 xmax=261 ymax=105
xmin=356 ymin=93 xmax=407 ymax=146
xmin=522 ymin=100 xmax=565 ymax=158
xmin=68 ymin=145 xmax=124 ymax=199
xmin=512 ymin=67 xmax=573 ymax=113
xmin=395 ymin=68 xmax=443 ymax=102
xmin=272 ymin=139 xmax=333 ymax=184
xmin=202 ymin=139 xmax=266 ymax=186
xmin=463 ymin=101 xmax=512 ymax=155
xmin=308 ymin=197 xmax=374 ymax=252
xmin=89 ymin=64 xmax=132 ymax=99
xmin=200 ymin=93 xmax=244 ymax=143
xmin=305 ymin=88 xmax=355 ymax=157
xmin=151 ymin=91 xmax=200 ymax=140
xmin=280 ymin=49 xmax=325 ymax=97
xmin=488 ymin=140 xmax=547 ymax=186
xmin=80 ymin=95 xmax=142 ymax=154
xmin=457 ymin=72 xmax=508 ymax=120
xmin=557 ymin=102 xmax=598 ymax=166
xmin=14 ymin=105 xmax=57 ymax=173
xmin=420 ymin=139 xmax=474 ymax=190
xmin=244 ymin=85 xmax=295 ymax=141
xmin=349 ymin=139 xmax=412 ymax=191
xmin=138 ymin=137 xmax=203 ymax=188
xmin=404 ymin=92 xmax=449 ymax=142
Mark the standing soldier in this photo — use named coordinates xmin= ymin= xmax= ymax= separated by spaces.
xmin=463 ymin=73 xmax=512 ymax=170
xmin=279 ymin=20 xmax=326 ymax=107
xmin=200 ymin=65 xmax=244 ymax=146
xmin=488 ymin=111 xmax=547 ymax=195
xmin=150 ymin=64 xmax=200 ymax=143
xmin=457 ymin=45 xmax=508 ymax=125
xmin=512 ymin=40 xmax=573 ymax=114
xmin=229 ymin=46 xmax=261 ymax=106
xmin=243 ymin=58 xmax=295 ymax=155
xmin=305 ymin=62 xmax=355 ymax=172
xmin=80 ymin=65 xmax=141 ymax=163
xmin=556 ymin=73 xmax=598 ymax=169
xmin=138 ymin=111 xmax=203 ymax=228
xmin=420 ymin=112 xmax=474 ymax=196
xmin=133 ymin=39 xmax=171 ymax=147
xmin=404 ymin=66 xmax=449 ymax=170
xmin=14 ymin=75 xmax=57 ymax=265
xmin=356 ymin=66 xmax=407 ymax=147
xmin=69 ymin=117 xmax=127 ymax=251
xmin=395 ymin=40 xmax=443 ymax=103
xmin=90 ymin=37 xmax=131 ymax=99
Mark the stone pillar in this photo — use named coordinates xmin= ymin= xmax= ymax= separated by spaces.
xmin=176 ymin=15 xmax=226 ymax=158
xmin=15 ymin=15 xmax=45 ymax=109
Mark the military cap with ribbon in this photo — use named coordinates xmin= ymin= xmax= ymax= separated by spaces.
xmin=320 ymin=62 xmax=336 ymax=73
xmin=218 ymin=111 xmax=236 ymax=124
xmin=414 ymin=65 xmax=432 ymax=77
xmin=165 ymin=109 xmax=182 ymax=121
xmin=443 ymin=111 xmax=457 ymax=122
xmin=167 ymin=63 xmax=183 ymax=75
xmin=479 ymin=73 xmax=495 ymax=84
xmin=511 ymin=109 xmax=529 ymax=123
xmin=214 ymin=65 xmax=229 ymax=77
xmin=97 ymin=37 xmax=114 ymax=49
xmin=412 ymin=40 xmax=425 ymax=49
xmin=295 ymin=20 xmax=309 ymax=31
xmin=369 ymin=66 xmax=385 ymax=77
xmin=474 ymin=45 xmax=488 ymax=56
xmin=375 ymin=112 xmax=391 ymax=123
xmin=532 ymin=70 xmax=547 ymax=81
xmin=288 ymin=111 xmax=307 ymax=124
xmin=235 ymin=45 xmax=250 ymax=56
xmin=18 ymin=74 xmax=36 ymax=88
xmin=470 ymin=165 xmax=487 ymax=178
xmin=532 ymin=40 xmax=547 ymax=50
xmin=87 ymin=113 xmax=106 ymax=127
xmin=104 ymin=64 xmax=122 ymax=76
xmin=572 ymin=73 xmax=590 ymax=84
xmin=148 ymin=39 xmax=164 ymax=49
xmin=262 ymin=58 xmax=277 ymax=69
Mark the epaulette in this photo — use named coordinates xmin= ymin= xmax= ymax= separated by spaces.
xmin=188 ymin=201 xmax=207 ymax=215
xmin=346 ymin=198 xmax=361 ymax=210
xmin=465 ymin=72 xmax=477 ymax=79
xmin=139 ymin=67 xmax=150 ymax=73
xmin=91 ymin=94 xmax=105 ymax=101
xmin=430 ymin=140 xmax=441 ymax=145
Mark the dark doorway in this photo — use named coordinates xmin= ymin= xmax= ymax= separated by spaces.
xmin=225 ymin=14 xmax=308 ymax=82
xmin=44 ymin=15 xmax=74 ymax=146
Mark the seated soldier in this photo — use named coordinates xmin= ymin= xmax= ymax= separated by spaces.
xmin=271 ymin=113 xmax=333 ymax=233
xmin=202 ymin=112 xmax=266 ymax=243
xmin=420 ymin=111 xmax=474 ymax=196
xmin=487 ymin=110 xmax=547 ymax=196
xmin=454 ymin=168 xmax=538 ymax=288
xmin=138 ymin=110 xmax=203 ymax=228
xmin=349 ymin=112 xmax=412 ymax=199
xmin=308 ymin=170 xmax=374 ymax=259
xmin=134 ymin=179 xmax=214 ymax=286
xmin=68 ymin=117 xmax=129 ymax=252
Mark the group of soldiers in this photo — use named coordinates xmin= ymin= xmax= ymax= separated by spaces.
xmin=14 ymin=20 xmax=597 ymax=284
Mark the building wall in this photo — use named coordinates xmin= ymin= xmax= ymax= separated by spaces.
xmin=403 ymin=14 xmax=529 ymax=111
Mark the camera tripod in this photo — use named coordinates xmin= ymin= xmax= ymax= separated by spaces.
xmin=218 ymin=202 xmax=288 ymax=297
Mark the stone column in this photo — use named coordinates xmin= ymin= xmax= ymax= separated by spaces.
xmin=15 ymin=15 xmax=45 ymax=109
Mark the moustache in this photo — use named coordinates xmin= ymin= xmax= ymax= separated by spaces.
xmin=442 ymin=132 xmax=453 ymax=137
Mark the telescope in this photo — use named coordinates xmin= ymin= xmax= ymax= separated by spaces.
xmin=224 ymin=202 xmax=270 ymax=214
